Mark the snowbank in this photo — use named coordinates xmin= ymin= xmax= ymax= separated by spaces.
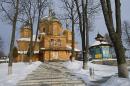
xmin=64 ymin=60 xmax=117 ymax=77
xmin=101 ymin=76 xmax=130 ymax=86
xmin=0 ymin=61 xmax=42 ymax=86
xmin=64 ymin=60 xmax=118 ymax=85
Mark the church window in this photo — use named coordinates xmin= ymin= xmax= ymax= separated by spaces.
xmin=52 ymin=28 xmax=55 ymax=34
xmin=57 ymin=39 xmax=61 ymax=46
xmin=50 ymin=39 xmax=54 ymax=47
xmin=68 ymin=34 xmax=72 ymax=40
xmin=24 ymin=31 xmax=29 ymax=37
xmin=52 ymin=27 xmax=58 ymax=35
xmin=54 ymin=40 xmax=57 ymax=46
xmin=43 ymin=28 xmax=45 ymax=32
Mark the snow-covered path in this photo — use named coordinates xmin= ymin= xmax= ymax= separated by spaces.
xmin=17 ymin=62 xmax=86 ymax=86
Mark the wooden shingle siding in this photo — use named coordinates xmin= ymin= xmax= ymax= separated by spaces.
xmin=15 ymin=16 xmax=79 ymax=62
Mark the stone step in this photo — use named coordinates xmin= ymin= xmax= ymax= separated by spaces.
xmin=37 ymin=68 xmax=68 ymax=73
xmin=32 ymin=71 xmax=58 ymax=73
xmin=19 ymin=81 xmax=85 ymax=86
xmin=25 ymin=76 xmax=78 ymax=81
xmin=27 ymin=74 xmax=76 ymax=79
xmin=40 ymin=67 xmax=70 ymax=73
xmin=18 ymin=79 xmax=83 ymax=84
xmin=18 ymin=82 xmax=86 ymax=86
xmin=27 ymin=77 xmax=78 ymax=81
xmin=17 ymin=62 xmax=86 ymax=86
xmin=33 ymin=69 xmax=62 ymax=72
xmin=27 ymin=72 xmax=67 ymax=75
xmin=19 ymin=78 xmax=81 ymax=83
xmin=25 ymin=74 xmax=69 ymax=78
xmin=26 ymin=74 xmax=67 ymax=78
xmin=25 ymin=76 xmax=68 ymax=80
xmin=31 ymin=72 xmax=59 ymax=74
xmin=19 ymin=78 xmax=84 ymax=83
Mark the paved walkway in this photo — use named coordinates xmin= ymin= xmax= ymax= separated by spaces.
xmin=17 ymin=62 xmax=86 ymax=86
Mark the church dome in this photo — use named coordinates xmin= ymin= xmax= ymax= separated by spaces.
xmin=20 ymin=22 xmax=31 ymax=30
xmin=41 ymin=16 xmax=60 ymax=22
xmin=63 ymin=29 xmax=71 ymax=34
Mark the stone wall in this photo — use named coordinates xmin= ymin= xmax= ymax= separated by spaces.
xmin=92 ymin=59 xmax=130 ymax=66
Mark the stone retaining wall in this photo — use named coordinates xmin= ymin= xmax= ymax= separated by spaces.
xmin=92 ymin=59 xmax=130 ymax=66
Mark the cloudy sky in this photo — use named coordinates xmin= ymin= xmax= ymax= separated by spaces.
xmin=0 ymin=0 xmax=130 ymax=55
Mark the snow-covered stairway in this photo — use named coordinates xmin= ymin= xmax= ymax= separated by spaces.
xmin=17 ymin=62 xmax=86 ymax=86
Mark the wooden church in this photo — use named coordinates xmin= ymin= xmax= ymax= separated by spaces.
xmin=15 ymin=12 xmax=80 ymax=62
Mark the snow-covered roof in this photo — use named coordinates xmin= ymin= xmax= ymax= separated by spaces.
xmin=39 ymin=32 xmax=46 ymax=35
xmin=66 ymin=45 xmax=80 ymax=51
xmin=41 ymin=16 xmax=48 ymax=20
xmin=40 ymin=48 xmax=45 ymax=50
xmin=18 ymin=51 xmax=39 ymax=54
xmin=0 ymin=59 xmax=9 ymax=62
xmin=90 ymin=41 xmax=110 ymax=47
xmin=17 ymin=35 xmax=40 ymax=42
xmin=23 ymin=26 xmax=31 ymax=29
xmin=41 ymin=16 xmax=60 ymax=22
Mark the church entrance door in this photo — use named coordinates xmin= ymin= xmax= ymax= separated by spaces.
xmin=52 ymin=51 xmax=59 ymax=60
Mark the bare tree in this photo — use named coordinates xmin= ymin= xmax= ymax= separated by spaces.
xmin=122 ymin=21 xmax=130 ymax=58
xmin=0 ymin=0 xmax=20 ymax=75
xmin=0 ymin=36 xmax=5 ymax=57
xmin=33 ymin=0 xmax=47 ymax=50
xmin=61 ymin=0 xmax=77 ymax=61
xmin=0 ymin=36 xmax=3 ymax=51
xmin=122 ymin=21 xmax=130 ymax=50
xmin=104 ymin=33 xmax=112 ymax=44
xmin=100 ymin=0 xmax=128 ymax=78
xmin=20 ymin=0 xmax=47 ymax=63
xmin=12 ymin=46 xmax=18 ymax=61
xmin=74 ymin=0 xmax=100 ymax=69
xmin=21 ymin=0 xmax=37 ymax=63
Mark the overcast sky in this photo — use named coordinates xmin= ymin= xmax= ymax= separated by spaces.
xmin=0 ymin=0 xmax=130 ymax=55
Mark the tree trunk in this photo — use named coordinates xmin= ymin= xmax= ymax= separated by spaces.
xmin=74 ymin=0 xmax=89 ymax=69
xmin=8 ymin=0 xmax=19 ymax=75
xmin=71 ymin=20 xmax=75 ymax=61
xmin=112 ymin=34 xmax=128 ymax=78
xmin=33 ymin=0 xmax=42 ymax=49
xmin=74 ymin=0 xmax=84 ymax=64
xmin=84 ymin=0 xmax=89 ymax=69
xmin=82 ymin=0 xmax=88 ymax=69
xmin=100 ymin=0 xmax=128 ymax=78
xmin=71 ymin=4 xmax=75 ymax=61
xmin=29 ymin=22 xmax=33 ymax=63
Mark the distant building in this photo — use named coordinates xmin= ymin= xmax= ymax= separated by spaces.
xmin=0 ymin=56 xmax=8 ymax=63
xmin=89 ymin=33 xmax=112 ymax=59
xmin=15 ymin=15 xmax=80 ymax=62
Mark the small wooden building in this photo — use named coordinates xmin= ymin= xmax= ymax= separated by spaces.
xmin=89 ymin=34 xmax=112 ymax=59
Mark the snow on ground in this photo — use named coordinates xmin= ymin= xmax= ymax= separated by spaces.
xmin=1 ymin=60 xmax=130 ymax=86
xmin=101 ymin=76 xmax=130 ymax=86
xmin=64 ymin=60 xmax=117 ymax=80
xmin=0 ymin=61 xmax=42 ymax=86
xmin=64 ymin=60 xmax=130 ymax=86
